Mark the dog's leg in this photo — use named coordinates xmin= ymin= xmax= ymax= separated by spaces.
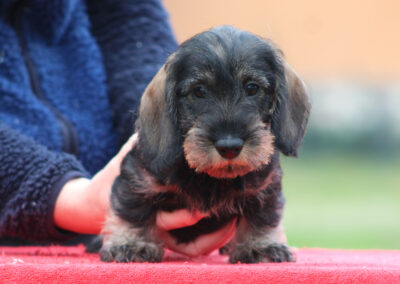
xmin=99 ymin=211 xmax=163 ymax=263
xmin=229 ymin=218 xmax=294 ymax=263
xmin=85 ymin=235 xmax=104 ymax=253
xmin=219 ymin=243 xmax=232 ymax=255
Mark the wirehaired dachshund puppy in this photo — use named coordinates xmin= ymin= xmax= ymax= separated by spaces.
xmin=99 ymin=26 xmax=311 ymax=263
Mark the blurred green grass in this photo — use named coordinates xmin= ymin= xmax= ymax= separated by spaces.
xmin=281 ymin=153 xmax=400 ymax=250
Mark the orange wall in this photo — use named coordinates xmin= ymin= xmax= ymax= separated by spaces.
xmin=163 ymin=0 xmax=400 ymax=81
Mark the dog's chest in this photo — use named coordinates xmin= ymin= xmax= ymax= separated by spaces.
xmin=155 ymin=163 xmax=279 ymax=244
xmin=159 ymin=162 xmax=276 ymax=215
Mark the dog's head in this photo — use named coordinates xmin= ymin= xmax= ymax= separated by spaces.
xmin=136 ymin=26 xmax=310 ymax=179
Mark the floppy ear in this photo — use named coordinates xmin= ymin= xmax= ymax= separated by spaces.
xmin=135 ymin=65 xmax=182 ymax=177
xmin=271 ymin=61 xmax=311 ymax=157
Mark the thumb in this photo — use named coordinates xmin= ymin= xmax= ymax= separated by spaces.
xmin=156 ymin=209 xmax=209 ymax=231
xmin=157 ymin=217 xmax=237 ymax=257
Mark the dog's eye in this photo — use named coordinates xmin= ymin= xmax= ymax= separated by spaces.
xmin=245 ymin=82 xmax=259 ymax=96
xmin=192 ymin=86 xmax=206 ymax=98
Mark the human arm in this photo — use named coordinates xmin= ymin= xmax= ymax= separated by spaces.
xmin=0 ymin=122 xmax=234 ymax=255
xmin=55 ymin=133 xmax=236 ymax=256
xmin=0 ymin=122 xmax=87 ymax=241
xmin=53 ymin=134 xmax=137 ymax=234
xmin=86 ymin=0 xmax=179 ymax=146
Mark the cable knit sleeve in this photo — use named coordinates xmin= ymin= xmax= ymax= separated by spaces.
xmin=0 ymin=122 xmax=88 ymax=242
xmin=86 ymin=0 xmax=178 ymax=147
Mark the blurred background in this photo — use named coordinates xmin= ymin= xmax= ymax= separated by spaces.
xmin=164 ymin=0 xmax=400 ymax=250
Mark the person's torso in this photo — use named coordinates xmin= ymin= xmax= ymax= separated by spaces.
xmin=0 ymin=0 xmax=117 ymax=174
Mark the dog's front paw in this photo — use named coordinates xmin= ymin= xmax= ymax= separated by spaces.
xmin=219 ymin=245 xmax=231 ymax=255
xmin=100 ymin=241 xmax=164 ymax=263
xmin=229 ymin=243 xmax=295 ymax=264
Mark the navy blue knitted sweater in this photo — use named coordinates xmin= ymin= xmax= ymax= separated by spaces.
xmin=0 ymin=0 xmax=177 ymax=242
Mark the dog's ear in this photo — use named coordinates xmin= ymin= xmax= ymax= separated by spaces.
xmin=136 ymin=65 xmax=182 ymax=177
xmin=271 ymin=61 xmax=311 ymax=157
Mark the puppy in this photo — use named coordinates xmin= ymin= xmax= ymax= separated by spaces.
xmin=99 ymin=26 xmax=310 ymax=264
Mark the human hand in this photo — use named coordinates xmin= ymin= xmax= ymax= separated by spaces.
xmin=54 ymin=133 xmax=138 ymax=234
xmin=156 ymin=210 xmax=237 ymax=257
xmin=54 ymin=133 xmax=236 ymax=257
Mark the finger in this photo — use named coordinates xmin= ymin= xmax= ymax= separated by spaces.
xmin=109 ymin=133 xmax=138 ymax=168
xmin=119 ymin=133 xmax=138 ymax=157
xmin=90 ymin=134 xmax=138 ymax=212
xmin=156 ymin=209 xmax=209 ymax=231
xmin=158 ymin=217 xmax=237 ymax=257
xmin=186 ymin=217 xmax=237 ymax=256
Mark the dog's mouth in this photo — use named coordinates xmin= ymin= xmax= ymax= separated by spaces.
xmin=183 ymin=122 xmax=275 ymax=179
xmin=183 ymin=132 xmax=254 ymax=178
xmin=204 ymin=160 xmax=253 ymax=179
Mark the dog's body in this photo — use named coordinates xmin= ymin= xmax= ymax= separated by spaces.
xmin=99 ymin=26 xmax=310 ymax=264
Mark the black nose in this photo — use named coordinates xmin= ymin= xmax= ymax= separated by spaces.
xmin=215 ymin=137 xmax=244 ymax=159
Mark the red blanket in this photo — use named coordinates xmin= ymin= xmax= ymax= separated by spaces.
xmin=1 ymin=246 xmax=399 ymax=283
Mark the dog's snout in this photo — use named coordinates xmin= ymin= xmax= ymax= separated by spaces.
xmin=215 ymin=136 xmax=244 ymax=159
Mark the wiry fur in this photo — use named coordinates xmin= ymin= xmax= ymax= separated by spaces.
xmin=184 ymin=120 xmax=275 ymax=179
xmin=97 ymin=26 xmax=311 ymax=264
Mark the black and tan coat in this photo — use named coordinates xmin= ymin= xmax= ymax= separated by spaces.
xmin=99 ymin=26 xmax=311 ymax=264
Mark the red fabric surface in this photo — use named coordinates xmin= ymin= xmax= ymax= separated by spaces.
xmin=0 ymin=246 xmax=399 ymax=283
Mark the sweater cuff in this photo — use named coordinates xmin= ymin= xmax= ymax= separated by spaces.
xmin=46 ymin=171 xmax=89 ymax=242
